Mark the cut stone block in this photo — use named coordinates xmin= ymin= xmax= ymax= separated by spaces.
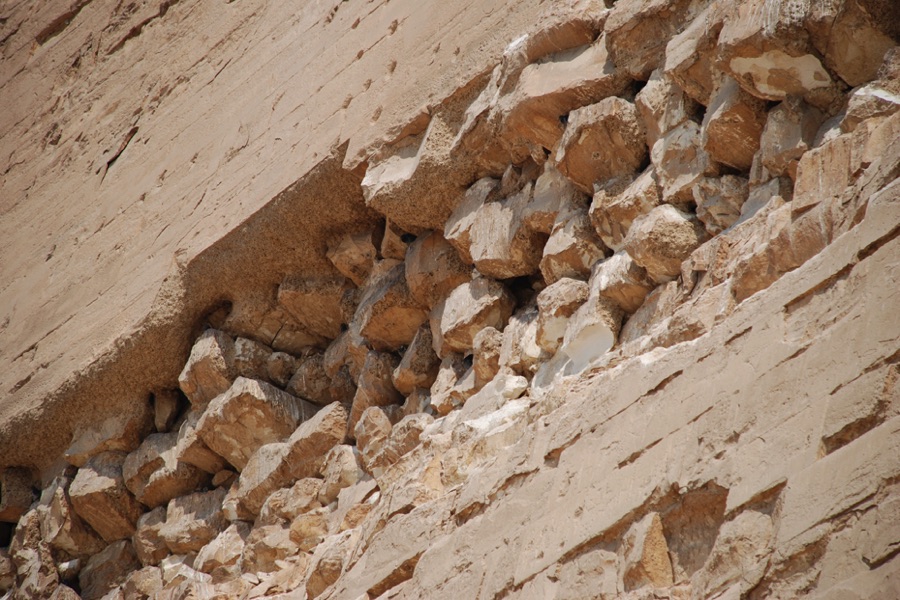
xmin=539 ymin=203 xmax=608 ymax=285
xmin=289 ymin=508 xmax=330 ymax=553
xmin=278 ymin=275 xmax=352 ymax=341
xmin=536 ymin=278 xmax=590 ymax=354
xmin=429 ymin=353 xmax=471 ymax=416
xmin=758 ymin=98 xmax=825 ymax=180
xmin=392 ymin=325 xmax=440 ymax=396
xmin=590 ymin=167 xmax=661 ymax=252
xmin=349 ymin=351 xmax=403 ymax=437
xmin=159 ymin=488 xmax=228 ymax=555
xmin=368 ymin=414 xmax=434 ymax=478
xmin=326 ymin=230 xmax=378 ymax=286
xmin=318 ymin=445 xmax=365 ymax=506
xmin=353 ymin=261 xmax=428 ymax=352
xmin=623 ymin=204 xmax=708 ymax=284
xmin=473 ymin=327 xmax=503 ymax=389
xmin=635 ymin=69 xmax=697 ymax=149
xmin=133 ymin=506 xmax=169 ymax=567
xmin=177 ymin=329 xmax=236 ymax=409
xmin=78 ymin=540 xmax=139 ymax=600
xmin=664 ymin=3 xmax=726 ymax=105
xmin=232 ymin=337 xmax=272 ymax=381
xmin=69 ymin=452 xmax=143 ymax=543
xmin=174 ymin=409 xmax=227 ymax=475
xmin=619 ymin=512 xmax=674 ymax=591
xmin=37 ymin=472 xmax=105 ymax=558
xmin=693 ymin=175 xmax=750 ymax=235
xmin=242 ymin=524 xmax=298 ymax=574
xmin=123 ymin=431 xmax=209 ymax=509
xmin=499 ymin=305 xmax=546 ymax=377
xmin=702 ymin=77 xmax=768 ymax=171
xmin=431 ymin=277 xmax=515 ymax=356
xmin=524 ymin=164 xmax=586 ymax=234
xmin=355 ymin=406 xmax=395 ymax=474
xmin=651 ymin=120 xmax=719 ymax=205
xmin=405 ymin=232 xmax=471 ymax=308
xmin=591 ymin=252 xmax=655 ymax=314
xmin=121 ymin=566 xmax=164 ymax=600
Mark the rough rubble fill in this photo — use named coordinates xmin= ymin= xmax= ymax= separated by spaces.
xmin=1 ymin=0 xmax=899 ymax=599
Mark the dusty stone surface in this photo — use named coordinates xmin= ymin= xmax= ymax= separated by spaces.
xmin=177 ymin=330 xmax=236 ymax=409
xmin=536 ymin=278 xmax=590 ymax=354
xmin=590 ymin=167 xmax=662 ymax=252
xmin=392 ymin=325 xmax=440 ymax=396
xmin=69 ymin=452 xmax=143 ymax=543
xmin=623 ymin=205 xmax=708 ymax=284
xmin=431 ymin=277 xmax=515 ymax=356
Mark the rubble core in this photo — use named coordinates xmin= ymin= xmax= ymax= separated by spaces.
xmin=1 ymin=0 xmax=899 ymax=598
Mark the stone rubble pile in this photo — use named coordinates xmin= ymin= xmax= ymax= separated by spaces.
xmin=2 ymin=0 xmax=898 ymax=598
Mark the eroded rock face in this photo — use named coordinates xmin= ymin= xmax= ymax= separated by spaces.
xmin=69 ymin=452 xmax=143 ymax=543
xmin=431 ymin=277 xmax=515 ymax=356
xmin=178 ymin=330 xmax=236 ymax=409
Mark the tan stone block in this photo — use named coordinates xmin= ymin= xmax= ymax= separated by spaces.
xmin=401 ymin=387 xmax=433 ymax=417
xmin=194 ymin=522 xmax=249 ymax=579
xmin=431 ymin=365 xmax=477 ymax=417
xmin=289 ymin=507 xmax=330 ymax=552
xmin=123 ymin=432 xmax=209 ymax=509
xmin=445 ymin=177 xmax=500 ymax=264
xmin=232 ymin=336 xmax=272 ymax=381
xmin=536 ymin=278 xmax=589 ymax=354
xmin=432 ymin=277 xmax=515 ymax=356
xmin=152 ymin=390 xmax=181 ymax=434
xmin=174 ymin=409 xmax=227 ymax=475
xmin=278 ymin=275 xmax=351 ymax=341
xmin=8 ymin=509 xmax=58 ymax=598
xmin=592 ymin=252 xmax=655 ymax=314
xmin=693 ymin=175 xmax=750 ymax=235
xmin=340 ymin=503 xmax=374 ymax=533
xmin=392 ymin=325 xmax=440 ymax=396
xmin=664 ymin=3 xmax=727 ymax=105
xmin=524 ymin=164 xmax=586 ymax=235
xmin=692 ymin=511 xmax=773 ymax=598
xmin=355 ymin=406 xmax=396 ymax=474
xmin=196 ymin=377 xmax=316 ymax=471
xmin=326 ymin=230 xmax=378 ymax=287
xmin=619 ymin=281 xmax=682 ymax=345
xmin=473 ymin=327 xmax=504 ymax=388
xmin=793 ymin=133 xmax=855 ymax=217
xmin=559 ymin=295 xmax=624 ymax=374
xmin=758 ymin=97 xmax=825 ymax=180
xmin=624 ymin=205 xmax=708 ymax=284
xmin=429 ymin=353 xmax=474 ymax=416
xmin=158 ymin=553 xmax=210 ymax=588
xmin=353 ymin=261 xmax=428 ymax=352
xmin=287 ymin=353 xmax=337 ymax=406
xmin=0 ymin=467 xmax=34 ymax=523
xmin=177 ymin=329 xmax=236 ymax=409
xmin=349 ymin=351 xmax=403 ymax=436
xmin=159 ymin=488 xmax=227 ymax=555
xmin=257 ymin=478 xmax=323 ymax=527
xmin=133 ymin=507 xmax=169 ymax=567
xmin=556 ymin=97 xmax=647 ymax=194
xmin=590 ymin=167 xmax=661 ymax=252
xmin=702 ymin=77 xmax=768 ymax=171
xmin=405 ymin=232 xmax=471 ymax=308
xmin=636 ymin=69 xmax=697 ymax=149
xmin=69 ymin=452 xmax=143 ymax=543
xmin=619 ymin=512 xmax=674 ymax=591
xmin=540 ymin=203 xmax=607 ymax=285
xmin=499 ymin=305 xmax=546 ymax=377
xmin=241 ymin=524 xmax=297 ymax=574
xmin=78 ymin=540 xmax=139 ymax=600
xmin=381 ymin=220 xmax=414 ymax=261
xmin=265 ymin=351 xmax=297 ymax=388
xmin=37 ymin=473 xmax=105 ymax=558
xmin=651 ymin=121 xmax=719 ymax=205
xmin=306 ymin=530 xmax=358 ymax=599
xmin=318 ymin=445 xmax=364 ymax=506
xmin=121 ymin=565 xmax=163 ymax=600
xmin=64 ymin=397 xmax=154 ymax=468
xmin=376 ymin=414 xmax=434 ymax=472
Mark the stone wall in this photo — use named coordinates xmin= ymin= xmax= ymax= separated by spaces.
xmin=1 ymin=0 xmax=899 ymax=598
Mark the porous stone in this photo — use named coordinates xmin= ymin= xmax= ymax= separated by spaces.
xmin=158 ymin=488 xmax=228 ymax=555
xmin=257 ymin=478 xmax=323 ymax=527
xmin=702 ymin=77 xmax=768 ymax=171
xmin=431 ymin=277 xmax=515 ymax=356
xmin=326 ymin=230 xmax=378 ymax=287
xmin=539 ymin=203 xmax=608 ymax=285
xmin=232 ymin=336 xmax=272 ymax=381
xmin=619 ymin=512 xmax=674 ymax=591
xmin=623 ymin=205 xmax=708 ymax=284
xmin=352 ymin=261 xmax=429 ymax=352
xmin=591 ymin=252 xmax=655 ymax=314
xmin=590 ymin=167 xmax=661 ymax=252
xmin=392 ymin=325 xmax=441 ymax=396
xmin=536 ymin=278 xmax=590 ymax=354
xmin=8 ymin=509 xmax=58 ymax=599
xmin=473 ymin=327 xmax=504 ymax=388
xmin=177 ymin=329 xmax=236 ymax=409
xmin=404 ymin=232 xmax=471 ymax=308
xmin=693 ymin=175 xmax=750 ymax=235
xmin=651 ymin=120 xmax=719 ymax=205
xmin=278 ymin=275 xmax=352 ymax=341
xmin=664 ymin=3 xmax=726 ymax=105
xmin=266 ymin=351 xmax=297 ymax=388
xmin=349 ymin=351 xmax=403 ymax=436
xmin=635 ymin=69 xmax=697 ymax=148
xmin=0 ymin=467 xmax=34 ymax=523
xmin=63 ymin=397 xmax=154 ymax=468
xmin=69 ymin=452 xmax=143 ymax=543
xmin=79 ymin=540 xmax=140 ymax=600
xmin=194 ymin=522 xmax=249 ymax=581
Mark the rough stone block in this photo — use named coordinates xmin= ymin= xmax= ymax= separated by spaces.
xmin=37 ymin=472 xmax=105 ymax=558
xmin=693 ymin=175 xmax=750 ymax=235
xmin=445 ymin=177 xmax=500 ymax=264
xmin=405 ymin=232 xmax=472 ymax=308
xmin=194 ymin=522 xmax=249 ymax=580
xmin=286 ymin=353 xmax=337 ymax=406
xmin=539 ymin=203 xmax=608 ymax=285
xmin=431 ymin=277 xmax=515 ymax=356
xmin=473 ymin=327 xmax=504 ymax=389
xmin=651 ymin=120 xmax=719 ymax=205
xmin=326 ymin=230 xmax=378 ymax=287
xmin=0 ymin=467 xmax=34 ymax=523
xmin=123 ymin=432 xmax=209 ymax=509
xmin=69 ymin=452 xmax=143 ymax=543
xmin=623 ymin=204 xmax=708 ymax=284
xmin=278 ymin=275 xmax=353 ymax=342
xmin=590 ymin=167 xmax=661 ymax=252
xmin=318 ymin=445 xmax=365 ymax=506
xmin=758 ymin=98 xmax=825 ymax=180
xmin=349 ymin=351 xmax=403 ymax=436
xmin=702 ymin=77 xmax=768 ymax=171
xmin=664 ymin=3 xmax=726 ymax=105
xmin=499 ymin=305 xmax=546 ymax=377
xmin=392 ymin=325 xmax=440 ymax=396
xmin=619 ymin=512 xmax=674 ymax=591
xmin=242 ymin=524 xmax=298 ymax=574
xmin=64 ymin=397 xmax=154 ymax=468
xmin=133 ymin=506 xmax=169 ymax=567
xmin=636 ymin=69 xmax=697 ymax=149
xmin=560 ymin=295 xmax=624 ymax=374
xmin=78 ymin=540 xmax=140 ymax=600
xmin=177 ymin=329 xmax=236 ymax=409
xmin=591 ymin=251 xmax=655 ymax=314
xmin=536 ymin=278 xmax=590 ymax=354
xmin=159 ymin=488 xmax=228 ymax=555
xmin=353 ymin=261 xmax=429 ymax=351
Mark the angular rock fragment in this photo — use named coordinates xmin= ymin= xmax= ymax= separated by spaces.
xmin=692 ymin=511 xmax=773 ymax=597
xmin=121 ymin=566 xmax=163 ymax=600
xmin=159 ymin=488 xmax=227 ymax=555
xmin=177 ymin=329 xmax=236 ymax=409
xmin=152 ymin=390 xmax=181 ymax=434
xmin=353 ymin=261 xmax=428 ymax=351
xmin=540 ymin=203 xmax=608 ymax=285
xmin=306 ymin=530 xmax=357 ymax=599
xmin=257 ymin=478 xmax=323 ymax=526
xmin=405 ymin=232 xmax=471 ymax=308
xmin=196 ymin=377 xmax=316 ymax=471
xmin=431 ymin=277 xmax=515 ymax=356
xmin=381 ymin=220 xmax=413 ymax=261
xmin=556 ymin=97 xmax=647 ymax=194
xmin=194 ymin=522 xmax=249 ymax=580
xmin=133 ymin=507 xmax=169 ymax=567
xmin=64 ymin=397 xmax=154 ymax=468
xmin=693 ymin=175 xmax=749 ymax=235
xmin=392 ymin=325 xmax=440 ymax=396
xmin=619 ymin=512 xmax=674 ymax=591
xmin=758 ymin=98 xmax=825 ymax=180
xmin=174 ymin=410 xmax=227 ymax=475
xmin=232 ymin=336 xmax=272 ymax=381
xmin=590 ymin=167 xmax=661 ymax=252
xmin=355 ymin=406 xmax=395 ymax=474
xmin=8 ymin=509 xmax=58 ymax=598
xmin=444 ymin=177 xmax=500 ymax=264
xmin=635 ymin=70 xmax=697 ymax=148
xmin=37 ymin=472 xmax=105 ymax=558
xmin=559 ymin=295 xmax=624 ymax=373
xmin=473 ymin=327 xmax=503 ymax=388
xmin=266 ymin=351 xmax=297 ymax=388
xmin=78 ymin=540 xmax=140 ymax=600
xmin=349 ymin=351 xmax=403 ymax=436
xmin=123 ymin=432 xmax=209 ymax=509
xmin=326 ymin=230 xmax=378 ymax=286
xmin=651 ymin=121 xmax=719 ymax=204
xmin=287 ymin=353 xmax=337 ymax=406
xmin=592 ymin=252 xmax=655 ymax=314
xmin=429 ymin=353 xmax=473 ymax=416
xmin=241 ymin=524 xmax=297 ymax=574
xmin=369 ymin=414 xmax=434 ymax=477
xmin=430 ymin=365 xmax=477 ymax=417
xmin=289 ymin=508 xmax=330 ymax=552
xmin=623 ymin=204 xmax=708 ymax=283
xmin=499 ymin=305 xmax=546 ymax=377
xmin=318 ymin=445 xmax=364 ymax=506
xmin=664 ymin=3 xmax=726 ymax=105
xmin=524 ymin=164 xmax=586 ymax=234
xmin=702 ymin=77 xmax=768 ymax=171
xmin=69 ymin=452 xmax=143 ymax=543
xmin=278 ymin=275 xmax=351 ymax=341
xmin=0 ymin=467 xmax=34 ymax=523
xmin=536 ymin=278 xmax=590 ymax=354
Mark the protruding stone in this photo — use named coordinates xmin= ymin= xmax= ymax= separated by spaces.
xmin=177 ymin=329 xmax=236 ymax=409
xmin=664 ymin=3 xmax=726 ymax=105
xmin=401 ymin=388 xmax=433 ymax=417
xmin=353 ymin=261 xmax=428 ymax=351
xmin=619 ymin=512 xmax=674 ymax=591
xmin=691 ymin=511 xmax=773 ymax=599
xmin=326 ymin=230 xmax=378 ymax=287
xmin=702 ymin=77 xmax=768 ymax=171
xmin=623 ymin=205 xmax=708 ymax=284
xmin=524 ymin=164 xmax=586 ymax=234
xmin=693 ymin=175 xmax=750 ymax=235
xmin=152 ymin=390 xmax=181 ymax=434
xmin=306 ymin=530 xmax=357 ymax=600
xmin=64 ymin=397 xmax=154 ymax=468
xmin=78 ymin=540 xmax=140 ymax=600
xmin=591 ymin=252 xmax=655 ymax=314
xmin=133 ymin=507 xmax=169 ymax=567
xmin=287 ymin=353 xmax=338 ymax=406
xmin=232 ymin=337 xmax=272 ymax=381
xmin=381 ymin=220 xmax=414 ymax=261
xmin=9 ymin=509 xmax=58 ymax=598
xmin=278 ymin=275 xmax=352 ymax=341
xmin=445 ymin=177 xmax=500 ymax=264
xmin=158 ymin=553 xmax=210 ymax=588
xmin=355 ymin=407 xmax=395 ymax=474
xmin=499 ymin=305 xmax=546 ymax=377
xmin=123 ymin=432 xmax=209 ymax=509
xmin=121 ymin=566 xmax=163 ymax=600
xmin=258 ymin=478 xmax=323 ymax=527
xmin=559 ymin=295 xmax=624 ymax=373
xmin=194 ymin=522 xmax=249 ymax=580
xmin=432 ymin=277 xmax=515 ymax=356
xmin=241 ymin=524 xmax=297 ymax=574
xmin=635 ymin=69 xmax=697 ymax=149
xmin=266 ymin=352 xmax=297 ymax=388
xmin=590 ymin=167 xmax=661 ymax=252
xmin=758 ymin=98 xmax=825 ymax=180
xmin=0 ymin=467 xmax=34 ymax=523
xmin=288 ymin=508 xmax=330 ymax=552
xmin=37 ymin=472 xmax=105 ymax=558
xmin=159 ymin=488 xmax=227 ymax=555
xmin=69 ymin=452 xmax=143 ymax=543
xmin=392 ymin=325 xmax=440 ymax=396
xmin=369 ymin=414 xmax=434 ymax=476
xmin=349 ymin=351 xmax=403 ymax=436
xmin=556 ymin=97 xmax=647 ymax=194
xmin=536 ymin=278 xmax=589 ymax=354
xmin=405 ymin=232 xmax=471 ymax=308
xmin=318 ymin=445 xmax=364 ymax=506
xmin=540 ymin=203 xmax=608 ymax=285
xmin=196 ymin=377 xmax=316 ymax=471
xmin=473 ymin=327 xmax=504 ymax=388
xmin=174 ymin=410 xmax=227 ymax=475
xmin=430 ymin=355 xmax=477 ymax=416
xmin=651 ymin=121 xmax=719 ymax=205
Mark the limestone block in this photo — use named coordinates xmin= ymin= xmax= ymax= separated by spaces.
xmin=381 ymin=220 xmax=414 ymax=261
xmin=159 ymin=488 xmax=227 ymax=555
xmin=536 ymin=278 xmax=590 ymax=354
xmin=133 ymin=507 xmax=168 ymax=567
xmin=0 ymin=548 xmax=15 ymax=594
xmin=693 ymin=175 xmax=750 ymax=235
xmin=123 ymin=432 xmax=209 ymax=509
xmin=539 ymin=204 xmax=608 ymax=285
xmin=241 ymin=524 xmax=297 ymax=574
xmin=69 ymin=452 xmax=143 ymax=543
xmin=232 ymin=337 xmax=272 ymax=382
xmin=37 ymin=473 xmax=105 ymax=558
xmin=499 ymin=305 xmax=546 ymax=377
xmin=177 ymin=329 xmax=236 ymax=409
xmin=9 ymin=509 xmax=58 ymax=598
xmin=64 ymin=397 xmax=154 ymax=468
xmin=402 ymin=388 xmax=433 ymax=417
xmin=429 ymin=353 xmax=474 ymax=416
xmin=524 ymin=164 xmax=586 ymax=234
xmin=654 ymin=281 xmax=735 ymax=347
xmin=792 ymin=132 xmax=860 ymax=218
xmin=431 ymin=365 xmax=477 ymax=417
xmin=590 ymin=167 xmax=661 ymax=252
xmin=556 ymin=97 xmax=647 ymax=194
xmin=635 ymin=70 xmax=697 ymax=149
xmin=560 ymin=295 xmax=624 ymax=373
xmin=445 ymin=177 xmax=500 ymax=264
xmin=78 ymin=540 xmax=140 ymax=600
xmin=287 ymin=353 xmax=336 ymax=406
xmin=392 ymin=325 xmax=440 ymax=396
xmin=158 ymin=554 xmax=210 ymax=588
xmin=121 ymin=566 xmax=163 ymax=600
xmin=591 ymin=252 xmax=655 ymax=314
xmin=326 ymin=230 xmax=378 ymax=287
xmin=604 ymin=0 xmax=702 ymax=80
xmin=651 ymin=121 xmax=719 ymax=205
xmin=289 ymin=508 xmax=330 ymax=552
xmin=0 ymin=467 xmax=34 ymax=523
xmin=702 ymin=77 xmax=768 ymax=171
xmin=152 ymin=390 xmax=181 ymax=434
xmin=432 ymin=277 xmax=515 ymax=356
xmin=373 ymin=414 xmax=434 ymax=475
xmin=692 ymin=510 xmax=773 ymax=598
xmin=318 ymin=445 xmax=365 ymax=506
xmin=257 ymin=478 xmax=323 ymax=527
xmin=355 ymin=406 xmax=396 ymax=473
xmin=842 ymin=83 xmax=900 ymax=134
xmin=623 ymin=205 xmax=708 ymax=284
xmin=405 ymin=232 xmax=471 ymax=308
xmin=473 ymin=327 xmax=504 ymax=389
xmin=174 ymin=410 xmax=227 ymax=475
xmin=194 ymin=522 xmax=249 ymax=578
xmin=758 ymin=98 xmax=825 ymax=180
xmin=277 ymin=275 xmax=351 ymax=344
xmin=196 ymin=377 xmax=316 ymax=471
xmin=349 ymin=351 xmax=403 ymax=436
xmin=306 ymin=530 xmax=358 ymax=600
xmin=619 ymin=512 xmax=674 ymax=591
xmin=353 ymin=261 xmax=428 ymax=352
xmin=664 ymin=3 xmax=726 ymax=105
xmin=265 ymin=352 xmax=297 ymax=388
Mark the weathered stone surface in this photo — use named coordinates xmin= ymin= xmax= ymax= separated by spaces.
xmin=624 ymin=205 xmax=708 ymax=284
xmin=540 ymin=203 xmax=608 ymax=285
xmin=306 ymin=530 xmax=358 ymax=600
xmin=429 ymin=353 xmax=472 ymax=416
xmin=353 ymin=261 xmax=428 ymax=352
xmin=79 ymin=540 xmax=140 ymax=600
xmin=69 ymin=452 xmax=143 ymax=543
xmin=159 ymin=488 xmax=227 ymax=555
xmin=692 ymin=510 xmax=773 ymax=598
xmin=286 ymin=353 xmax=337 ymax=406
xmin=592 ymin=252 xmax=655 ymax=314
xmin=473 ymin=327 xmax=504 ymax=388
xmin=0 ymin=548 xmax=14 ymax=593
xmin=241 ymin=524 xmax=297 ymax=574
xmin=123 ymin=432 xmax=209 ymax=509
xmin=9 ymin=509 xmax=58 ymax=599
xmin=37 ymin=472 xmax=105 ymax=558
xmin=444 ymin=178 xmax=500 ymax=264
xmin=232 ymin=337 xmax=272 ymax=382
xmin=524 ymin=164 xmax=586 ymax=235
xmin=664 ymin=3 xmax=726 ymax=105
xmin=558 ymin=295 xmax=624 ymax=374
xmin=536 ymin=278 xmax=590 ymax=354
xmin=405 ymin=232 xmax=471 ymax=308
xmin=619 ymin=512 xmax=674 ymax=591
xmin=152 ymin=390 xmax=181 ymax=434
xmin=318 ymin=445 xmax=364 ymax=506
xmin=651 ymin=120 xmax=720 ymax=204
xmin=174 ymin=410 xmax=227 ymax=476
xmin=196 ymin=377 xmax=315 ymax=471
xmin=635 ymin=70 xmax=697 ymax=149
xmin=702 ymin=77 xmax=768 ymax=171
xmin=278 ymin=275 xmax=352 ymax=341
xmin=326 ymin=231 xmax=378 ymax=287
xmin=265 ymin=352 xmax=297 ymax=388
xmin=431 ymin=277 xmax=515 ymax=356
xmin=370 ymin=414 xmax=434 ymax=477
xmin=758 ymin=98 xmax=825 ymax=180
xmin=499 ymin=305 xmax=546 ymax=377
xmin=177 ymin=330 xmax=236 ymax=409
xmin=64 ymin=397 xmax=154 ymax=468
xmin=133 ymin=507 xmax=169 ymax=568
xmin=392 ymin=325 xmax=440 ymax=396
xmin=355 ymin=406 xmax=394 ymax=474
xmin=590 ymin=167 xmax=662 ymax=252
xmin=0 ymin=468 xmax=34 ymax=523
xmin=693 ymin=175 xmax=750 ymax=236
xmin=194 ymin=522 xmax=249 ymax=580
xmin=289 ymin=507 xmax=330 ymax=553
xmin=349 ymin=351 xmax=403 ymax=436
xmin=257 ymin=478 xmax=323 ymax=527
xmin=121 ymin=566 xmax=163 ymax=600
xmin=158 ymin=553 xmax=210 ymax=589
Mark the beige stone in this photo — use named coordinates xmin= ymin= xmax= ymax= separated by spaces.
xmin=121 ymin=566 xmax=163 ymax=600
xmin=619 ymin=512 xmax=674 ymax=591
xmin=38 ymin=472 xmax=105 ymax=558
xmin=232 ymin=336 xmax=272 ymax=382
xmin=123 ymin=432 xmax=209 ymax=509
xmin=174 ymin=409 xmax=227 ymax=475
xmin=240 ymin=524 xmax=297 ymax=574
xmin=431 ymin=365 xmax=477 ymax=417
xmin=540 ymin=203 xmax=608 ymax=285
xmin=158 ymin=553 xmax=210 ymax=588
xmin=8 ymin=509 xmax=58 ymax=599
xmin=623 ymin=205 xmax=708 ymax=284
xmin=473 ymin=327 xmax=504 ymax=389
xmin=278 ymin=275 xmax=352 ymax=341
xmin=69 ymin=452 xmax=143 ymax=543
xmin=194 ymin=522 xmax=249 ymax=579
xmin=792 ymin=132 xmax=857 ymax=217
xmin=693 ymin=175 xmax=750 ymax=235
xmin=158 ymin=488 xmax=227 ymax=555
xmin=372 ymin=414 xmax=434 ymax=476
xmin=63 ymin=398 xmax=154 ymax=468
xmin=79 ymin=540 xmax=140 ymax=600
xmin=429 ymin=354 xmax=475 ymax=416
xmin=265 ymin=352 xmax=297 ymax=388
xmin=326 ymin=230 xmax=378 ymax=287
xmin=133 ymin=507 xmax=169 ymax=567
xmin=340 ymin=503 xmax=375 ymax=533
xmin=444 ymin=177 xmax=500 ymax=264
xmin=664 ymin=3 xmax=726 ymax=105
xmin=286 ymin=353 xmax=337 ymax=406
xmin=556 ymin=97 xmax=647 ymax=194
xmin=702 ymin=77 xmax=768 ymax=171
xmin=392 ymin=325 xmax=440 ymax=396
xmin=651 ymin=120 xmax=719 ymax=205
xmin=349 ymin=351 xmax=403 ymax=436
xmin=590 ymin=167 xmax=662 ymax=252
xmin=405 ymin=232 xmax=472 ymax=308
xmin=432 ymin=277 xmax=515 ymax=356
xmin=499 ymin=305 xmax=546 ymax=377
xmin=318 ymin=445 xmax=365 ymax=506
xmin=692 ymin=510 xmax=773 ymax=598
xmin=381 ymin=220 xmax=414 ymax=261
xmin=289 ymin=507 xmax=330 ymax=552
xmin=306 ymin=530 xmax=357 ymax=599
xmin=592 ymin=252 xmax=655 ymax=315
xmin=559 ymin=295 xmax=624 ymax=374
xmin=355 ymin=406 xmax=396 ymax=473
xmin=257 ymin=478 xmax=323 ymax=527
xmin=152 ymin=390 xmax=181 ymax=434
xmin=758 ymin=98 xmax=825 ymax=180
xmin=0 ymin=468 xmax=34 ymax=523
xmin=535 ymin=278 xmax=590 ymax=354
xmin=177 ymin=330 xmax=236 ymax=409
xmin=197 ymin=377 xmax=316 ymax=471
xmin=353 ymin=261 xmax=428 ymax=352
xmin=635 ymin=70 xmax=697 ymax=149
xmin=524 ymin=164 xmax=586 ymax=235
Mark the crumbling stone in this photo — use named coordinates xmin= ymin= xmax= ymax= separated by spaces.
xmin=232 ymin=336 xmax=272 ymax=381
xmin=79 ymin=540 xmax=140 ymax=600
xmin=758 ymin=98 xmax=825 ymax=180
xmin=702 ymin=77 xmax=768 ymax=171
xmin=591 ymin=252 xmax=655 ymax=315
xmin=651 ymin=120 xmax=719 ymax=205
xmin=635 ymin=70 xmax=697 ymax=149
xmin=473 ymin=327 xmax=504 ymax=388
xmin=664 ymin=3 xmax=726 ymax=105
xmin=288 ymin=508 xmax=330 ymax=552
xmin=431 ymin=277 xmax=515 ymax=356
xmin=349 ymin=351 xmax=403 ymax=436
xmin=499 ymin=304 xmax=546 ymax=377
xmin=318 ymin=445 xmax=365 ymax=506
xmin=194 ymin=522 xmax=249 ymax=581
xmin=559 ymin=295 xmax=624 ymax=373
xmin=0 ymin=468 xmax=34 ymax=523
xmin=405 ymin=232 xmax=471 ymax=308
xmin=152 ymin=390 xmax=181 ymax=434
xmin=177 ymin=329 xmax=236 ymax=409
xmin=590 ymin=167 xmax=661 ymax=252
xmin=619 ymin=512 xmax=674 ymax=591
xmin=693 ymin=175 xmax=750 ymax=235
xmin=241 ymin=524 xmax=297 ymax=574
xmin=286 ymin=353 xmax=336 ymax=406
xmin=623 ymin=205 xmax=708 ymax=284
xmin=444 ymin=177 xmax=500 ymax=265
xmin=121 ymin=566 xmax=163 ymax=600
xmin=278 ymin=275 xmax=352 ymax=342
xmin=353 ymin=261 xmax=429 ymax=351
xmin=133 ymin=507 xmax=169 ymax=567
xmin=69 ymin=452 xmax=143 ymax=543
xmin=159 ymin=488 xmax=228 ymax=555
xmin=64 ymin=397 xmax=154 ymax=468
xmin=123 ymin=431 xmax=209 ymax=509
xmin=539 ymin=203 xmax=608 ymax=285
xmin=9 ymin=509 xmax=58 ymax=599
xmin=37 ymin=472 xmax=105 ymax=558
xmin=536 ymin=278 xmax=590 ymax=354
xmin=326 ymin=230 xmax=378 ymax=286
xmin=174 ymin=410 xmax=227 ymax=475
xmin=392 ymin=325 xmax=440 ymax=396
xmin=257 ymin=478 xmax=323 ymax=527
